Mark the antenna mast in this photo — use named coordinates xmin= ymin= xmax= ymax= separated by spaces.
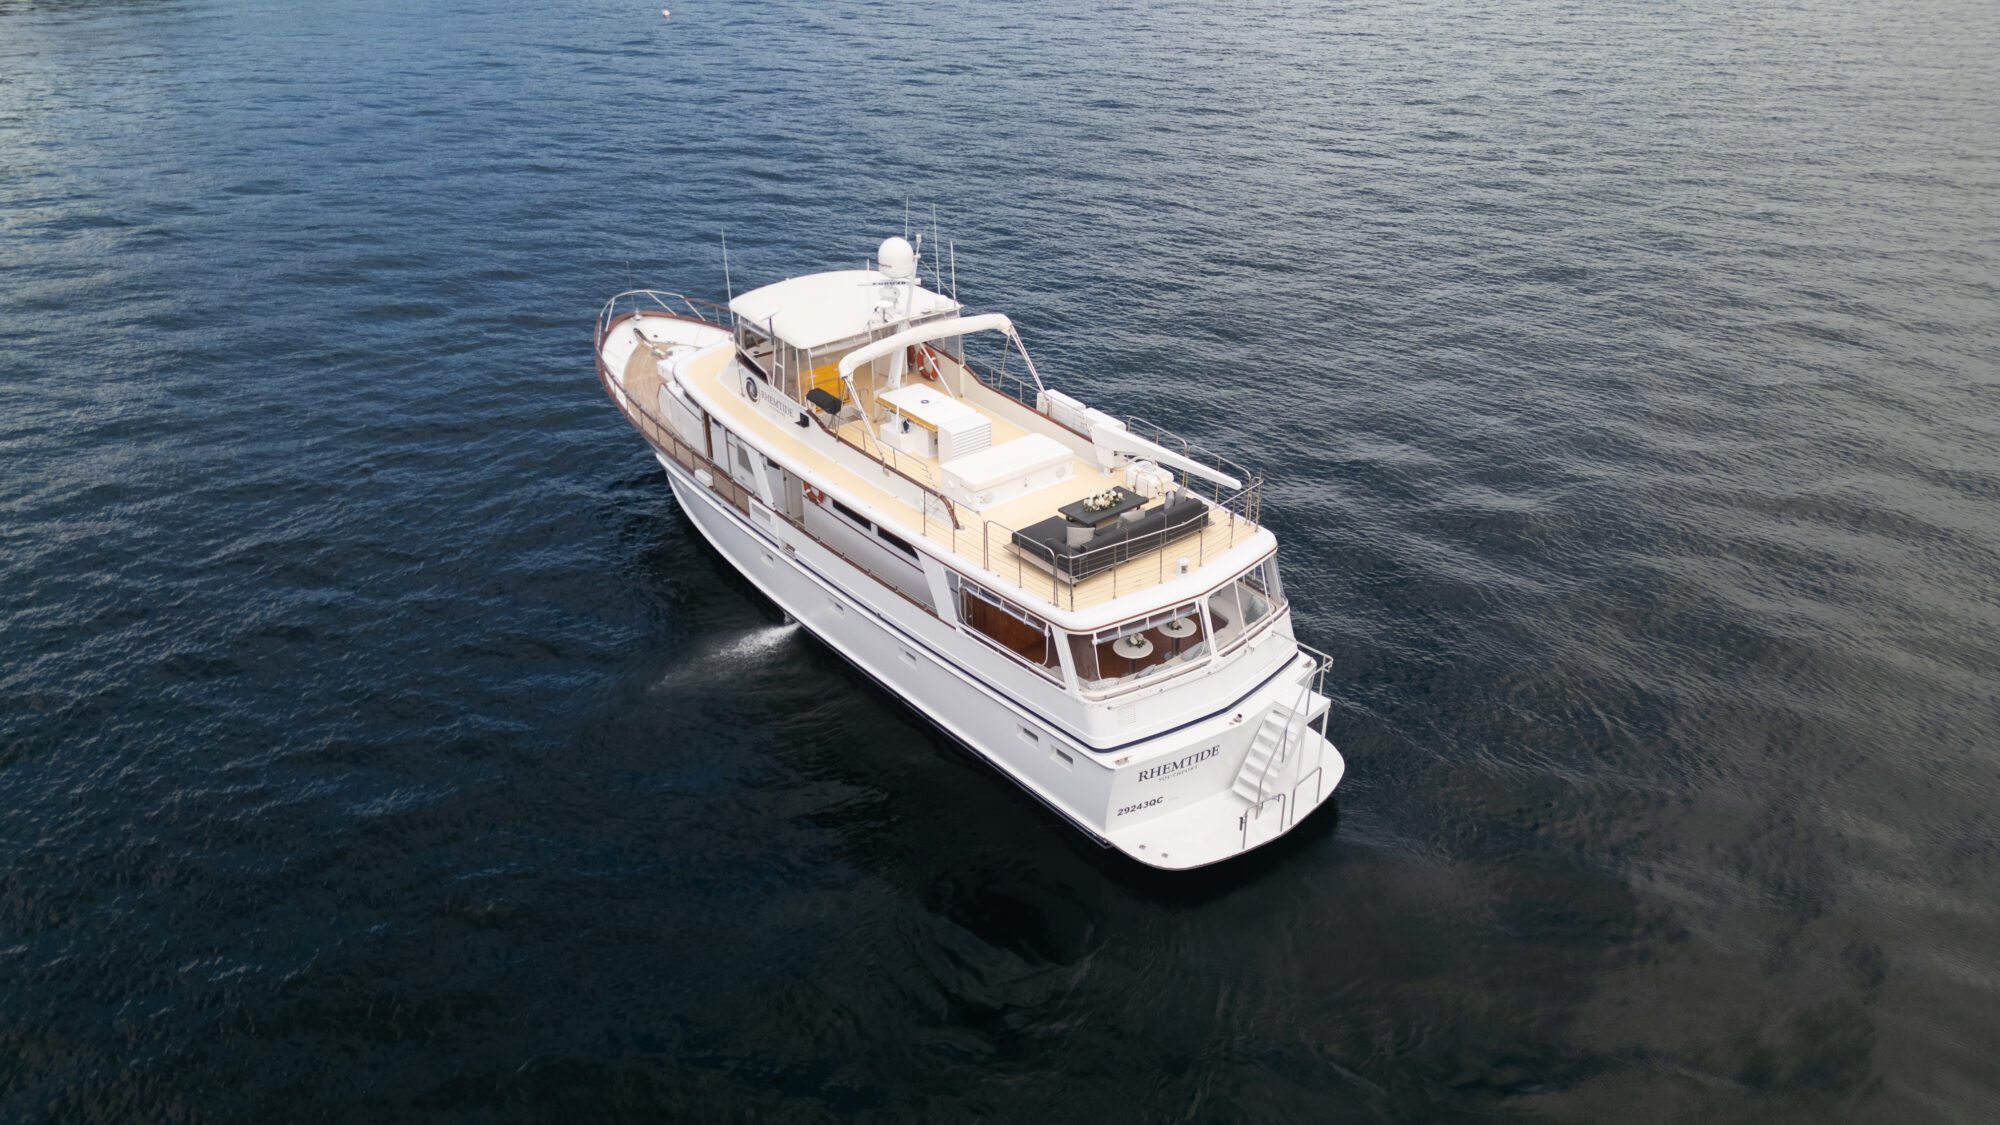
xmin=930 ymin=205 xmax=943 ymax=292
xmin=721 ymin=231 xmax=733 ymax=305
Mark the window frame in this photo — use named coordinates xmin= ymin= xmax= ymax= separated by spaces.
xmin=1066 ymin=600 xmax=1210 ymax=698
xmin=876 ymin=526 xmax=920 ymax=562
xmin=947 ymin=573 xmax=1063 ymax=682
xmin=829 ymin=497 xmax=869 ymax=528
xmin=1207 ymin=554 xmax=1286 ymax=657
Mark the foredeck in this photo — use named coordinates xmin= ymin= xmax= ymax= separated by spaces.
xmin=667 ymin=342 xmax=1266 ymax=614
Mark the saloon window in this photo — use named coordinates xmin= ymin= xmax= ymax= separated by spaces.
xmin=949 ymin=574 xmax=1060 ymax=680
xmin=1067 ymin=602 xmax=1208 ymax=695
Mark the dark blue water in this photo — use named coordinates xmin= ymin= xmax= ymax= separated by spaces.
xmin=4 ymin=0 xmax=1997 ymax=1119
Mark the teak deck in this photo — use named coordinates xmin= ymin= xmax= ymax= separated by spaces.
xmin=635 ymin=339 xmax=1260 ymax=613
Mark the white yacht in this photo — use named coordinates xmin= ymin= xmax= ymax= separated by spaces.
xmin=593 ymin=236 xmax=1342 ymax=869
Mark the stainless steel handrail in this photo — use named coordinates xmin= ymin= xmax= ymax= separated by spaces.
xmin=963 ymin=492 xmax=1265 ymax=614
xmin=598 ymin=338 xmax=960 ymax=614
xmin=1248 ymin=642 xmax=1333 ymax=815
xmin=596 ymin=289 xmax=731 ymax=343
xmin=602 ymin=294 xmax=1267 ymax=613
xmin=600 ymin=297 xmax=966 ymax=534
xmin=1118 ymin=415 xmax=1262 ymax=519
xmin=954 ymin=352 xmax=1264 ymax=523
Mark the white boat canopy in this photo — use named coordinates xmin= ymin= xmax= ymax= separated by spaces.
xmin=729 ymin=270 xmax=961 ymax=351
xmin=836 ymin=312 xmax=1037 ymax=387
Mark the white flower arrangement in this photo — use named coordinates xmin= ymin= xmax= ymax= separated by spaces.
xmin=1080 ymin=489 xmax=1123 ymax=514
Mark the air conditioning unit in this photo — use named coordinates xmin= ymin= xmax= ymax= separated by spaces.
xmin=936 ymin=413 xmax=993 ymax=461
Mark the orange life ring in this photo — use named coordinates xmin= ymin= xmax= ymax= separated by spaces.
xmin=804 ymin=485 xmax=825 ymax=504
xmin=913 ymin=345 xmax=942 ymax=381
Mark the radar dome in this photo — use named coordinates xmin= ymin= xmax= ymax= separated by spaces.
xmin=877 ymin=236 xmax=917 ymax=280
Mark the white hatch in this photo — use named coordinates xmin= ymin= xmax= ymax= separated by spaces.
xmin=940 ymin=434 xmax=1075 ymax=511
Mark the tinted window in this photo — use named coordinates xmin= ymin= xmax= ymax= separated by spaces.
xmin=830 ymin=498 xmax=868 ymax=527
xmin=877 ymin=528 xmax=920 ymax=561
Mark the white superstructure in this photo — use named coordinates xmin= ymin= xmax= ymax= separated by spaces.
xmin=593 ymin=236 xmax=1342 ymax=869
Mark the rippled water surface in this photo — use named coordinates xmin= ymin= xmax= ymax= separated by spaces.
xmin=4 ymin=0 xmax=1998 ymax=1120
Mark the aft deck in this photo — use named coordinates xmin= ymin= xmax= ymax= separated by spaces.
xmin=665 ymin=339 xmax=1266 ymax=613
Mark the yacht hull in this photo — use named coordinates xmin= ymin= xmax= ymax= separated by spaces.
xmin=656 ymin=451 xmax=1344 ymax=870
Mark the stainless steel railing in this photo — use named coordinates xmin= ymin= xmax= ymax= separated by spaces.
xmin=595 ymin=289 xmax=732 ymax=344
xmin=1245 ymin=641 xmax=1334 ymax=824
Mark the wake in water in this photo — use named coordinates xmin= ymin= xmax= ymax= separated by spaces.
xmin=649 ymin=621 xmax=800 ymax=690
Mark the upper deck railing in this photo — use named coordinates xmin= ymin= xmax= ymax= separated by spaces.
xmin=595 ymin=289 xmax=734 ymax=346
xmin=599 ymin=290 xmax=966 ymax=530
xmin=960 ymin=503 xmax=1261 ymax=612
xmin=940 ymin=351 xmax=1269 ymax=611
xmin=599 ymin=293 xmax=1270 ymax=614
xmin=953 ymin=349 xmax=1265 ymax=526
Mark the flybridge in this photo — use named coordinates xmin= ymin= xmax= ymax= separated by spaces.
xmin=600 ymin=243 xmax=1270 ymax=617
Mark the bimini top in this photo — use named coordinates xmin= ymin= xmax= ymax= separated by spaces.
xmin=728 ymin=269 xmax=961 ymax=351
xmin=837 ymin=312 xmax=1018 ymax=380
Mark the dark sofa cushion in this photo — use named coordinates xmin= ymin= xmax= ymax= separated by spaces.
xmin=1010 ymin=495 xmax=1210 ymax=581
xmin=1011 ymin=515 xmax=1071 ymax=564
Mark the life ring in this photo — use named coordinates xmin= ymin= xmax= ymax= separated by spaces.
xmin=743 ymin=372 xmax=760 ymax=402
xmin=804 ymin=484 xmax=825 ymax=504
xmin=915 ymin=345 xmax=943 ymax=381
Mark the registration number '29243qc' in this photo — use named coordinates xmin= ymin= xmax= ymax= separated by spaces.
xmin=1115 ymin=796 xmax=1164 ymax=818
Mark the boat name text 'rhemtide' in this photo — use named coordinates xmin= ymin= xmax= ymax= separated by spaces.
xmin=1138 ymin=745 xmax=1220 ymax=783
